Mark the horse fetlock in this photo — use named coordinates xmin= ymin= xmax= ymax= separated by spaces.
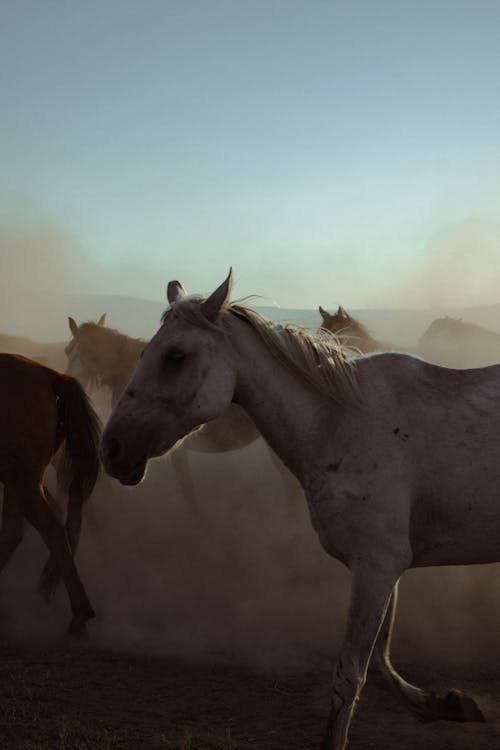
xmin=68 ymin=603 xmax=95 ymax=634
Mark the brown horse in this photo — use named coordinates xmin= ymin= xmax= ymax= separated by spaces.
xmin=318 ymin=305 xmax=381 ymax=353
xmin=66 ymin=316 xmax=144 ymax=407
xmin=0 ymin=353 xmax=100 ymax=634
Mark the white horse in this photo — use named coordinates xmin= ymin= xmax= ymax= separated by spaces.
xmin=101 ymin=269 xmax=493 ymax=750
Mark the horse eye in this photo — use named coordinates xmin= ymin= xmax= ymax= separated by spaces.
xmin=165 ymin=349 xmax=186 ymax=363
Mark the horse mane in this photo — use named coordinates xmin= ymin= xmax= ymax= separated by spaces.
xmin=164 ymin=298 xmax=360 ymax=408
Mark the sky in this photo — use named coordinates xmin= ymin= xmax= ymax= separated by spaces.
xmin=1 ymin=0 xmax=500 ymax=309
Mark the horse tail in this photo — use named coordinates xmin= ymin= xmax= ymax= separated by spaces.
xmin=52 ymin=374 xmax=101 ymax=508
xmin=38 ymin=374 xmax=101 ymax=602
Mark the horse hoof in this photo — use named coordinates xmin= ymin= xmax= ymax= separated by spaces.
xmin=67 ymin=607 xmax=95 ymax=638
xmin=429 ymin=689 xmax=485 ymax=723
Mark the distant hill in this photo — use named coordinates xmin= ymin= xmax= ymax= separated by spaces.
xmin=1 ymin=284 xmax=500 ymax=351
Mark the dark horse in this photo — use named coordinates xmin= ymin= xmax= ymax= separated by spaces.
xmin=0 ymin=354 xmax=100 ymax=634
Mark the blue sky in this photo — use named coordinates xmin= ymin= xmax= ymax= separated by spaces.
xmin=1 ymin=0 xmax=500 ymax=308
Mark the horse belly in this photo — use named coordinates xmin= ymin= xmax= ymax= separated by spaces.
xmin=410 ymin=490 xmax=500 ymax=567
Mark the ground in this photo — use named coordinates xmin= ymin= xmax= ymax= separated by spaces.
xmin=3 ymin=454 xmax=500 ymax=749
xmin=1 ymin=645 xmax=500 ymax=750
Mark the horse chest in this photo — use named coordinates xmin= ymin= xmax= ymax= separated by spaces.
xmin=304 ymin=468 xmax=404 ymax=566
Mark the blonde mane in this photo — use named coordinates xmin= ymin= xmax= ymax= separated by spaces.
xmin=165 ymin=299 xmax=360 ymax=408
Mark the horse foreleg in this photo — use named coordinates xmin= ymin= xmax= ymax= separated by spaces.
xmin=321 ymin=561 xmax=403 ymax=750
xmin=171 ymin=446 xmax=198 ymax=513
xmin=369 ymin=582 xmax=485 ymax=722
xmin=18 ymin=481 xmax=95 ymax=635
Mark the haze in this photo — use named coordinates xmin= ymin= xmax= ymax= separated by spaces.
xmin=2 ymin=0 xmax=500 ymax=313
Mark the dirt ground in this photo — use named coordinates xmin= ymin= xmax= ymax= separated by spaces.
xmin=3 ymin=450 xmax=500 ymax=749
xmin=2 ymin=643 xmax=500 ymax=750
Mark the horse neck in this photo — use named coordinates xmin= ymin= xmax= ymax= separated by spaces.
xmin=226 ymin=316 xmax=337 ymax=482
xmin=347 ymin=321 xmax=378 ymax=352
xmin=101 ymin=334 xmax=142 ymax=390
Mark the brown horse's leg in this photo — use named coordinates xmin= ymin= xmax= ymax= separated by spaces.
xmin=17 ymin=480 xmax=95 ymax=635
xmin=39 ymin=485 xmax=84 ymax=600
xmin=369 ymin=583 xmax=484 ymax=722
xmin=0 ymin=488 xmax=25 ymax=572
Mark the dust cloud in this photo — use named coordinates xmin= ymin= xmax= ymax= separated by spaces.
xmin=389 ymin=217 xmax=500 ymax=310
xmin=0 ymin=221 xmax=93 ymax=295
xmin=2 ymin=225 xmax=500 ymax=670
xmin=3 ymin=433 xmax=500 ymax=669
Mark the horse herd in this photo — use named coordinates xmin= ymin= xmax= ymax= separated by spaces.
xmin=2 ymin=270 xmax=500 ymax=750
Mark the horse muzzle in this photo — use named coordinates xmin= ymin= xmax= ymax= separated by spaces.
xmin=100 ymin=430 xmax=149 ymax=485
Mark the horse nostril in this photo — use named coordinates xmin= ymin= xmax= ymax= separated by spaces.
xmin=126 ymin=388 xmax=136 ymax=398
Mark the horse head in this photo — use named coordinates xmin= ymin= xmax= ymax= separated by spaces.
xmin=65 ymin=314 xmax=107 ymax=389
xmin=101 ymin=270 xmax=236 ymax=485
xmin=319 ymin=305 xmax=350 ymax=334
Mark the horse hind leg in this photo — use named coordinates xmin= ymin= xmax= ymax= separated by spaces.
xmin=0 ymin=487 xmax=25 ymax=630
xmin=17 ymin=479 xmax=95 ymax=635
xmin=39 ymin=480 xmax=87 ymax=602
xmin=369 ymin=582 xmax=485 ymax=723
xmin=0 ymin=487 xmax=25 ymax=573
xmin=38 ymin=484 xmax=71 ymax=602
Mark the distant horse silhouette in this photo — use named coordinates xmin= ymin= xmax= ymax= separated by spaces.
xmin=65 ymin=313 xmax=107 ymax=391
xmin=0 ymin=354 xmax=100 ymax=634
xmin=318 ymin=305 xmax=381 ymax=353
xmin=103 ymin=269 xmax=493 ymax=750
xmin=419 ymin=316 xmax=500 ymax=368
xmin=64 ymin=314 xmax=269 ymax=508
xmin=66 ymin=314 xmax=140 ymax=402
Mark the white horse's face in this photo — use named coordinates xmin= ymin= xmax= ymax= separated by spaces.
xmin=101 ymin=272 xmax=236 ymax=485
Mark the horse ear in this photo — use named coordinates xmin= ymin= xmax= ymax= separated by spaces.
xmin=97 ymin=313 xmax=107 ymax=326
xmin=338 ymin=305 xmax=348 ymax=318
xmin=167 ymin=280 xmax=187 ymax=304
xmin=319 ymin=306 xmax=330 ymax=321
xmin=68 ymin=317 xmax=78 ymax=336
xmin=201 ymin=268 xmax=233 ymax=322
